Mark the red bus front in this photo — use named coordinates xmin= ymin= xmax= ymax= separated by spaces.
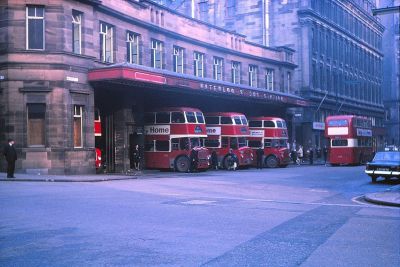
xmin=248 ymin=117 xmax=290 ymax=168
xmin=144 ymin=108 xmax=210 ymax=172
xmin=325 ymin=115 xmax=374 ymax=165
xmin=205 ymin=113 xmax=253 ymax=169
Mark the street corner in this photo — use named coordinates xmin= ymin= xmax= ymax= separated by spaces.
xmin=364 ymin=186 xmax=400 ymax=207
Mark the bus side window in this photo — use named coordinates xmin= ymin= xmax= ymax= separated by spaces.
xmin=221 ymin=117 xmax=233 ymax=124
xmin=144 ymin=113 xmax=155 ymax=124
xmin=180 ymin=138 xmax=190 ymax=150
xmin=156 ymin=112 xmax=170 ymax=123
xmin=264 ymin=139 xmax=272 ymax=147
xmin=221 ymin=137 xmax=229 ymax=148
xmin=248 ymin=140 xmax=262 ymax=148
xmin=263 ymin=121 xmax=275 ymax=128
xmin=155 ymin=140 xmax=170 ymax=151
xmin=145 ymin=140 xmax=155 ymax=151
xmin=249 ymin=120 xmax=262 ymax=127
xmin=171 ymin=112 xmax=185 ymax=123
xmin=276 ymin=121 xmax=283 ymax=128
xmin=205 ymin=116 xmax=220 ymax=124
xmin=171 ymin=138 xmax=179 ymax=150
xmin=230 ymin=137 xmax=238 ymax=149
xmin=205 ymin=139 xmax=220 ymax=148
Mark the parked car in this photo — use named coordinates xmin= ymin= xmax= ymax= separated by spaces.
xmin=365 ymin=151 xmax=400 ymax=183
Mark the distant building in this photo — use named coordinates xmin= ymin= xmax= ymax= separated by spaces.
xmin=0 ymin=0 xmax=304 ymax=174
xmin=377 ymin=0 xmax=400 ymax=146
xmin=159 ymin=0 xmax=386 ymax=150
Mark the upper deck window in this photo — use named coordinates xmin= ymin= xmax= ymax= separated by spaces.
xmin=221 ymin=116 xmax=233 ymax=125
xmin=171 ymin=112 xmax=185 ymax=123
xmin=205 ymin=116 xmax=219 ymax=124
xmin=156 ymin=112 xmax=170 ymax=123
xmin=185 ymin=112 xmax=197 ymax=123
xmin=276 ymin=121 xmax=283 ymax=128
xmin=249 ymin=120 xmax=262 ymax=127
xmin=328 ymin=119 xmax=348 ymax=127
xmin=282 ymin=121 xmax=287 ymax=128
xmin=196 ymin=112 xmax=205 ymax=123
xmin=233 ymin=116 xmax=242 ymax=125
xmin=144 ymin=113 xmax=155 ymax=124
xmin=263 ymin=120 xmax=276 ymax=128
xmin=240 ymin=116 xmax=248 ymax=125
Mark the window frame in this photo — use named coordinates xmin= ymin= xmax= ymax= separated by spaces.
xmin=26 ymin=5 xmax=45 ymax=50
xmin=231 ymin=61 xmax=241 ymax=84
xmin=126 ymin=31 xmax=140 ymax=64
xmin=72 ymin=10 xmax=82 ymax=54
xmin=248 ymin=65 xmax=258 ymax=87
xmin=266 ymin=68 xmax=274 ymax=90
xmin=73 ymin=105 xmax=84 ymax=148
xmin=173 ymin=46 xmax=184 ymax=73
xmin=213 ymin=57 xmax=223 ymax=80
xmin=100 ymin=22 xmax=114 ymax=63
xmin=194 ymin=51 xmax=204 ymax=77
xmin=27 ymin=103 xmax=46 ymax=147
xmin=151 ymin=39 xmax=163 ymax=69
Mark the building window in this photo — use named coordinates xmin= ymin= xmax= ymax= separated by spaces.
xmin=151 ymin=39 xmax=163 ymax=69
xmin=173 ymin=46 xmax=184 ymax=73
xmin=73 ymin=105 xmax=84 ymax=148
xmin=213 ymin=57 xmax=223 ymax=80
xmin=100 ymin=22 xmax=114 ymax=63
xmin=266 ymin=69 xmax=274 ymax=90
xmin=286 ymin=72 xmax=291 ymax=93
xmin=27 ymin=104 xmax=46 ymax=146
xmin=231 ymin=61 xmax=241 ymax=84
xmin=72 ymin=11 xmax=82 ymax=54
xmin=26 ymin=6 xmax=45 ymax=50
xmin=194 ymin=52 xmax=204 ymax=77
xmin=126 ymin=31 xmax=140 ymax=64
xmin=248 ymin=65 xmax=258 ymax=87
xmin=227 ymin=0 xmax=236 ymax=17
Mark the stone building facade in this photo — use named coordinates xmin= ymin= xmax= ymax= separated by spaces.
xmin=0 ymin=0 xmax=304 ymax=174
xmin=159 ymin=0 xmax=386 ymax=150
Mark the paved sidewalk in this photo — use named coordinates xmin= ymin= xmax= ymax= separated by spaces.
xmin=0 ymin=170 xmax=156 ymax=182
xmin=364 ymin=185 xmax=400 ymax=207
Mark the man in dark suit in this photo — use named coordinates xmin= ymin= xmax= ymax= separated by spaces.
xmin=256 ymin=146 xmax=264 ymax=169
xmin=3 ymin=138 xmax=17 ymax=178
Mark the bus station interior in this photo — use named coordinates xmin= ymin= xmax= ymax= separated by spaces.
xmin=92 ymin=76 xmax=299 ymax=173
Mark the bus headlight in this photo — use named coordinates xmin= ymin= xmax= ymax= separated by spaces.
xmin=98 ymin=156 xmax=102 ymax=160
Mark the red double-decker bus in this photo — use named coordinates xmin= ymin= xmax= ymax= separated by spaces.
xmin=325 ymin=115 xmax=374 ymax=165
xmin=144 ymin=107 xmax=210 ymax=172
xmin=204 ymin=112 xmax=253 ymax=169
xmin=247 ymin=117 xmax=291 ymax=168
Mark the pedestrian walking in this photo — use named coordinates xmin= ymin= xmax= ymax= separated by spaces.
xmin=291 ymin=143 xmax=297 ymax=164
xmin=323 ymin=145 xmax=328 ymax=165
xmin=3 ymin=138 xmax=17 ymax=178
xmin=256 ymin=146 xmax=264 ymax=169
xmin=132 ymin=144 xmax=141 ymax=170
xmin=227 ymin=149 xmax=238 ymax=171
xmin=189 ymin=148 xmax=198 ymax=172
xmin=211 ymin=150 xmax=218 ymax=170
xmin=296 ymin=145 xmax=303 ymax=165
xmin=309 ymin=146 xmax=314 ymax=165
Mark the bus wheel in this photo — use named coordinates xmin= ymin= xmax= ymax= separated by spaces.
xmin=175 ymin=156 xmax=190 ymax=172
xmin=265 ymin=155 xmax=279 ymax=168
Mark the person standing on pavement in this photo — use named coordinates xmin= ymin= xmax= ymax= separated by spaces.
xmin=256 ymin=146 xmax=264 ymax=169
xmin=3 ymin=138 xmax=17 ymax=178
xmin=297 ymin=145 xmax=303 ymax=165
xmin=309 ymin=146 xmax=314 ymax=165
xmin=189 ymin=148 xmax=198 ymax=172
xmin=211 ymin=150 xmax=218 ymax=170
xmin=132 ymin=144 xmax=141 ymax=171
xmin=323 ymin=145 xmax=328 ymax=165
